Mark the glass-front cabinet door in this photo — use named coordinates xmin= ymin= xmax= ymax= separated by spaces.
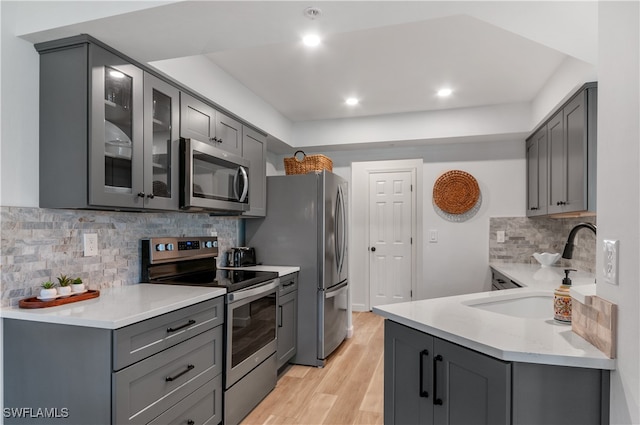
xmin=143 ymin=72 xmax=179 ymax=210
xmin=89 ymin=45 xmax=144 ymax=208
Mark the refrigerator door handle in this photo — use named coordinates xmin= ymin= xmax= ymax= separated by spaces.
xmin=335 ymin=185 xmax=347 ymax=275
xmin=325 ymin=281 xmax=348 ymax=299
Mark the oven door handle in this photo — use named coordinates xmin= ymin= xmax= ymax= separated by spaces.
xmin=227 ymin=279 xmax=279 ymax=303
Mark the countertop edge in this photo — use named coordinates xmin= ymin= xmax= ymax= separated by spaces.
xmin=1 ymin=286 xmax=227 ymax=329
xmin=373 ymin=305 xmax=616 ymax=371
xmin=217 ymin=265 xmax=300 ymax=276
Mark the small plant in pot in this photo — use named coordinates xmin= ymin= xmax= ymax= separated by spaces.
xmin=71 ymin=277 xmax=85 ymax=293
xmin=40 ymin=281 xmax=57 ymax=300
xmin=56 ymin=275 xmax=73 ymax=297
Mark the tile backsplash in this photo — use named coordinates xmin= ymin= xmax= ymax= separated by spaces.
xmin=489 ymin=216 xmax=597 ymax=274
xmin=0 ymin=207 xmax=240 ymax=307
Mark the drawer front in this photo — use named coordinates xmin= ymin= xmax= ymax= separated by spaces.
xmin=113 ymin=297 xmax=223 ymax=370
xmin=279 ymin=272 xmax=298 ymax=296
xmin=113 ymin=326 xmax=223 ymax=425
xmin=148 ymin=374 xmax=222 ymax=425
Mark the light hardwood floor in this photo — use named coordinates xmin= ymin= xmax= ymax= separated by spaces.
xmin=241 ymin=312 xmax=385 ymax=425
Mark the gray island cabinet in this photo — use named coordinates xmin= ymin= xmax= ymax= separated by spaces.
xmin=3 ymin=296 xmax=224 ymax=425
xmin=384 ymin=320 xmax=609 ymax=425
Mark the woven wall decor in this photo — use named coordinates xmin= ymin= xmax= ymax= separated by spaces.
xmin=433 ymin=170 xmax=480 ymax=215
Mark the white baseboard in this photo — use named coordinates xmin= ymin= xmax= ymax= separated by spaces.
xmin=351 ymin=303 xmax=368 ymax=312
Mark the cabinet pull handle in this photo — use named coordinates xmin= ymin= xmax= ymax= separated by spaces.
xmin=147 ymin=193 xmax=155 ymax=199
xmin=530 ymin=207 xmax=538 ymax=211
xmin=167 ymin=319 xmax=196 ymax=333
xmin=279 ymin=305 xmax=283 ymax=328
xmin=165 ymin=364 xmax=195 ymax=382
xmin=434 ymin=354 xmax=444 ymax=405
xmin=137 ymin=192 xmax=145 ymax=198
xmin=283 ymin=281 xmax=296 ymax=288
xmin=419 ymin=349 xmax=429 ymax=398
xmin=187 ymin=421 xmax=195 ymax=425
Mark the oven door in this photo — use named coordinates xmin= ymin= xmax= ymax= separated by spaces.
xmin=181 ymin=138 xmax=250 ymax=212
xmin=226 ymin=279 xmax=279 ymax=388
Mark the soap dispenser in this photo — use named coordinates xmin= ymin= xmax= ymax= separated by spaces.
xmin=554 ymin=269 xmax=576 ymax=323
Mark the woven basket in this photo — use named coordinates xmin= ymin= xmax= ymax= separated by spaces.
xmin=433 ymin=170 xmax=480 ymax=214
xmin=284 ymin=150 xmax=333 ymax=175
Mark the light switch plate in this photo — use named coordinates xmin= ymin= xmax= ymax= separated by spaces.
xmin=497 ymin=230 xmax=505 ymax=243
xmin=603 ymin=239 xmax=619 ymax=285
xmin=429 ymin=229 xmax=438 ymax=243
xmin=84 ymin=233 xmax=98 ymax=257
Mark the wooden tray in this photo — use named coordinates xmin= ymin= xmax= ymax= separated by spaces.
xmin=19 ymin=290 xmax=100 ymax=309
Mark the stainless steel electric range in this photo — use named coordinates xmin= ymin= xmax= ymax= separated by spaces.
xmin=141 ymin=237 xmax=280 ymax=425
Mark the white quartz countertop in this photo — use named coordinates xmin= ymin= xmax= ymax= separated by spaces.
xmin=490 ymin=262 xmax=596 ymax=290
xmin=374 ymin=264 xmax=614 ymax=370
xmin=217 ymin=265 xmax=300 ymax=277
xmin=1 ymin=284 xmax=226 ymax=329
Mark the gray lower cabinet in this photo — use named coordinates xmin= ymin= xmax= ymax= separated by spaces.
xmin=384 ymin=320 xmax=610 ymax=425
xmin=180 ymin=92 xmax=242 ymax=157
xmin=242 ymin=126 xmax=268 ymax=217
xmin=277 ymin=273 xmax=298 ymax=369
xmin=3 ymin=297 xmax=224 ymax=425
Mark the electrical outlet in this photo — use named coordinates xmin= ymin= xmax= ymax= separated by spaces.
xmin=603 ymin=239 xmax=619 ymax=285
xmin=84 ymin=233 xmax=98 ymax=257
xmin=497 ymin=230 xmax=506 ymax=243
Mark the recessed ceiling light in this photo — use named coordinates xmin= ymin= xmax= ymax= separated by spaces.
xmin=437 ymin=88 xmax=453 ymax=97
xmin=345 ymin=97 xmax=359 ymax=106
xmin=303 ymin=34 xmax=321 ymax=47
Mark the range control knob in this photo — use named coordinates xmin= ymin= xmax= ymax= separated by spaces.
xmin=166 ymin=243 xmax=175 ymax=251
xmin=156 ymin=244 xmax=165 ymax=252
xmin=205 ymin=241 xmax=213 ymax=248
xmin=213 ymin=240 xmax=218 ymax=247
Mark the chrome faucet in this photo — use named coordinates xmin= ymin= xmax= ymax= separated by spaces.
xmin=561 ymin=222 xmax=597 ymax=259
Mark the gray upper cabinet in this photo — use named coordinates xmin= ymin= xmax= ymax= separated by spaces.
xmin=180 ymin=92 xmax=242 ymax=156
xmin=526 ymin=125 xmax=548 ymax=216
xmin=526 ymin=82 xmax=597 ymax=217
xmin=36 ymin=37 xmax=180 ymax=211
xmin=142 ymin=73 xmax=180 ymax=210
xmin=37 ymin=35 xmax=267 ymax=214
xmin=242 ymin=126 xmax=267 ymax=217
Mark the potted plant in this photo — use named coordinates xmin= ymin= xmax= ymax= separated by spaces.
xmin=71 ymin=277 xmax=85 ymax=293
xmin=40 ymin=281 xmax=57 ymax=300
xmin=56 ymin=275 xmax=72 ymax=297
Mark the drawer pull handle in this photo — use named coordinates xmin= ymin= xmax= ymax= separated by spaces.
xmin=283 ymin=281 xmax=296 ymax=287
xmin=434 ymin=354 xmax=444 ymax=406
xmin=187 ymin=421 xmax=195 ymax=425
xmin=419 ymin=349 xmax=429 ymax=398
xmin=167 ymin=319 xmax=196 ymax=333
xmin=165 ymin=364 xmax=195 ymax=382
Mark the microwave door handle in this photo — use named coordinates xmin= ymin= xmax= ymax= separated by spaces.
xmin=238 ymin=166 xmax=249 ymax=202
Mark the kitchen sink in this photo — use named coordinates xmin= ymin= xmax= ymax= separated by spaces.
xmin=464 ymin=293 xmax=554 ymax=319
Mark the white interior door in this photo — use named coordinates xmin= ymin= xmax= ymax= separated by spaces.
xmin=369 ymin=171 xmax=414 ymax=307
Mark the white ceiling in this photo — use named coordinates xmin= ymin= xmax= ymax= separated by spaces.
xmin=20 ymin=1 xmax=598 ymax=124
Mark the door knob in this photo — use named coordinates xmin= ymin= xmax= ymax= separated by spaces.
xmin=370 ymin=247 xmax=376 ymax=252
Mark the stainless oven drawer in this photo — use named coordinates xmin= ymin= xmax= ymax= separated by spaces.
xmin=147 ymin=374 xmax=222 ymax=425
xmin=113 ymin=326 xmax=222 ymax=425
xmin=113 ymin=297 xmax=223 ymax=370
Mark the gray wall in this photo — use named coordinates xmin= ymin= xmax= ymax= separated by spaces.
xmin=0 ymin=207 xmax=240 ymax=307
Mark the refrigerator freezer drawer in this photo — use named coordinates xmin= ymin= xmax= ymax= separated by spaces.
xmin=319 ymin=281 xmax=348 ymax=359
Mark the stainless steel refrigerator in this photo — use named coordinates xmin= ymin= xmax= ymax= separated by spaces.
xmin=245 ymin=170 xmax=348 ymax=367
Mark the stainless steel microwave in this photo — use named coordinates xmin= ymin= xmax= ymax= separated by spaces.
xmin=180 ymin=138 xmax=250 ymax=212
